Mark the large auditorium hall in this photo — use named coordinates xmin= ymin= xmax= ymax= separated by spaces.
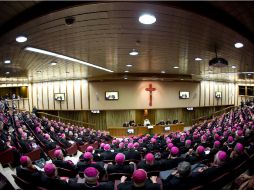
xmin=0 ymin=1 xmax=254 ymax=190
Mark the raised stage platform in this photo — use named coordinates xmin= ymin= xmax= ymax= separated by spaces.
xmin=107 ymin=124 xmax=184 ymax=137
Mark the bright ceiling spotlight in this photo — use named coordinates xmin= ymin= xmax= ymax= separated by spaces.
xmin=4 ymin=60 xmax=11 ymax=64
xmin=50 ymin=62 xmax=57 ymax=66
xmin=234 ymin=42 xmax=244 ymax=48
xmin=16 ymin=36 xmax=27 ymax=43
xmin=129 ymin=49 xmax=139 ymax=56
xmin=139 ymin=14 xmax=156 ymax=24
xmin=195 ymin=57 xmax=202 ymax=61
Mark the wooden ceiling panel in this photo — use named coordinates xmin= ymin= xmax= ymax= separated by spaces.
xmin=0 ymin=2 xmax=254 ymax=82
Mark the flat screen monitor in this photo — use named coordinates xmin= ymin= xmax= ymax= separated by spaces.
xmin=165 ymin=126 xmax=171 ymax=131
xmin=105 ymin=91 xmax=119 ymax=100
xmin=147 ymin=125 xmax=154 ymax=129
xmin=215 ymin=91 xmax=222 ymax=99
xmin=179 ymin=91 xmax=190 ymax=99
xmin=127 ymin=129 xmax=134 ymax=134
xmin=54 ymin=93 xmax=65 ymax=101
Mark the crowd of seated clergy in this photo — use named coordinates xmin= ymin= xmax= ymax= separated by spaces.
xmin=0 ymin=101 xmax=250 ymax=189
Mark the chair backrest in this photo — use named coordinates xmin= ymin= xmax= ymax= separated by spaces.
xmin=47 ymin=147 xmax=60 ymax=160
xmin=65 ymin=143 xmax=77 ymax=156
xmin=11 ymin=174 xmax=33 ymax=190
xmin=0 ymin=172 xmax=15 ymax=190
xmin=78 ymin=143 xmax=89 ymax=153
xmin=0 ymin=149 xmax=15 ymax=165
xmin=25 ymin=148 xmax=41 ymax=161
xmin=147 ymin=171 xmax=160 ymax=177
xmin=57 ymin=167 xmax=76 ymax=178
xmin=108 ymin=173 xmax=131 ymax=181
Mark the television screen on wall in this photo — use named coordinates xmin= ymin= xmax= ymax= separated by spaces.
xmin=105 ymin=91 xmax=119 ymax=100
xmin=179 ymin=91 xmax=190 ymax=99
xmin=127 ymin=129 xmax=134 ymax=134
xmin=215 ymin=91 xmax=222 ymax=99
xmin=54 ymin=93 xmax=65 ymax=101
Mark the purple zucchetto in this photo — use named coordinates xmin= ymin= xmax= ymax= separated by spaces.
xmin=128 ymin=143 xmax=134 ymax=149
xmin=115 ymin=153 xmax=125 ymax=164
xmin=119 ymin=142 xmax=125 ymax=149
xmin=235 ymin=143 xmax=244 ymax=154
xmin=196 ymin=146 xmax=205 ymax=154
xmin=84 ymin=167 xmax=99 ymax=179
xmin=44 ymin=163 xmax=56 ymax=177
xmin=20 ymin=156 xmax=29 ymax=167
xmin=86 ymin=146 xmax=94 ymax=153
xmin=145 ymin=153 xmax=155 ymax=163
xmin=171 ymin=146 xmax=179 ymax=156
xmin=214 ymin=141 xmax=221 ymax=148
xmin=83 ymin=152 xmax=93 ymax=160
xmin=104 ymin=144 xmax=110 ymax=151
xmin=132 ymin=169 xmax=147 ymax=184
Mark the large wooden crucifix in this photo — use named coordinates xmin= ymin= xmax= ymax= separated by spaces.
xmin=145 ymin=83 xmax=156 ymax=106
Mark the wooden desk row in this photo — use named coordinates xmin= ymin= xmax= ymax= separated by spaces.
xmin=107 ymin=124 xmax=185 ymax=137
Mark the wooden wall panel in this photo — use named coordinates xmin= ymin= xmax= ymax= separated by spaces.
xmin=48 ymin=82 xmax=54 ymax=110
xmin=205 ymin=81 xmax=210 ymax=106
xmin=74 ymin=80 xmax=81 ymax=110
xmin=42 ymin=82 xmax=49 ymax=110
xmin=209 ymin=81 xmax=214 ymax=106
xmin=37 ymin=83 xmax=43 ymax=109
xmin=200 ymin=81 xmax=205 ymax=106
xmin=59 ymin=80 xmax=67 ymax=110
xmin=32 ymin=83 xmax=37 ymax=108
xmin=54 ymin=81 xmax=61 ymax=110
xmin=67 ymin=80 xmax=74 ymax=110
xmin=81 ymin=80 xmax=89 ymax=110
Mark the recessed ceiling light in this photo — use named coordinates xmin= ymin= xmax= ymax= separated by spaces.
xmin=180 ymin=79 xmax=184 ymax=80
xmin=25 ymin=46 xmax=113 ymax=73
xmin=195 ymin=57 xmax=202 ymax=61
xmin=124 ymin=70 xmax=129 ymax=73
xmin=16 ymin=36 xmax=27 ymax=43
xmin=231 ymin=65 xmax=236 ymax=69
xmin=161 ymin=71 xmax=166 ymax=74
xmin=129 ymin=49 xmax=139 ymax=56
xmin=4 ymin=60 xmax=11 ymax=64
xmin=126 ymin=64 xmax=133 ymax=67
xmin=5 ymin=72 xmax=10 ymax=75
xmin=248 ymin=73 xmax=251 ymax=76
xmin=37 ymin=71 xmax=41 ymax=73
xmin=234 ymin=42 xmax=244 ymax=48
xmin=124 ymin=77 xmax=128 ymax=80
xmin=50 ymin=62 xmax=57 ymax=66
xmin=173 ymin=66 xmax=179 ymax=69
xmin=139 ymin=14 xmax=156 ymax=25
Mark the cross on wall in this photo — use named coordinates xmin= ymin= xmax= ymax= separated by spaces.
xmin=145 ymin=84 xmax=156 ymax=106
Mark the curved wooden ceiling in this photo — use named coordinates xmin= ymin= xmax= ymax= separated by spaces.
xmin=0 ymin=1 xmax=254 ymax=83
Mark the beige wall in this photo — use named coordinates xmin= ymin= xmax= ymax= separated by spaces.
xmin=28 ymin=80 xmax=240 ymax=111
xmin=29 ymin=80 xmax=89 ymax=110
xmin=199 ymin=81 xmax=236 ymax=107
xmin=89 ymin=81 xmax=200 ymax=110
